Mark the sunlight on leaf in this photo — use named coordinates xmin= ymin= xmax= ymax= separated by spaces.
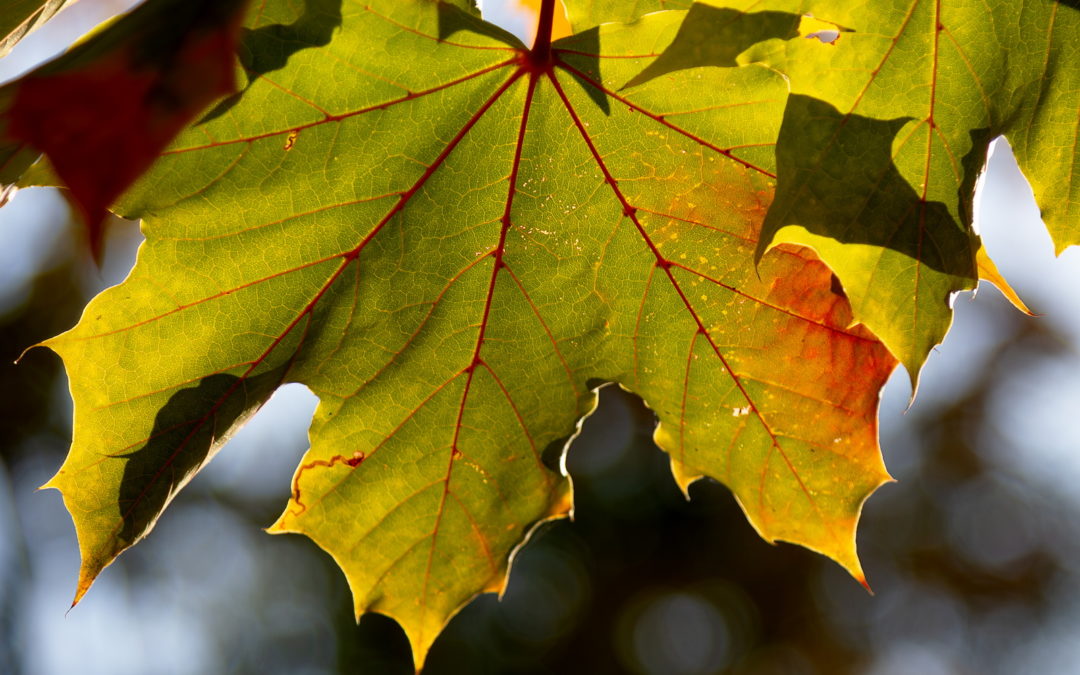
xmin=29 ymin=1 xmax=896 ymax=668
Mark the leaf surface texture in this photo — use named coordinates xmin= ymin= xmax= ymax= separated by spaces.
xmin=33 ymin=1 xmax=903 ymax=666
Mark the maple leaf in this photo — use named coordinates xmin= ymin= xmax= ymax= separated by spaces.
xmin=750 ymin=0 xmax=1078 ymax=378
xmin=562 ymin=0 xmax=1075 ymax=378
xmin=25 ymin=0 xmax=896 ymax=668
xmin=0 ymin=0 xmax=249 ymax=254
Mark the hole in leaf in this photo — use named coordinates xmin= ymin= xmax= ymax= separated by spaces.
xmin=799 ymin=14 xmax=846 ymax=45
xmin=805 ymin=29 xmax=840 ymax=44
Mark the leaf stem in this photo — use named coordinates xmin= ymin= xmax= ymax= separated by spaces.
xmin=530 ymin=0 xmax=556 ymax=68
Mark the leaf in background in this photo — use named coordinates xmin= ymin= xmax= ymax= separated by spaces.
xmin=562 ymin=0 xmax=1067 ymax=378
xmin=0 ymin=0 xmax=249 ymax=254
xmin=37 ymin=1 xmax=895 ymax=667
xmin=749 ymin=0 xmax=1077 ymax=377
xmin=0 ymin=0 xmax=75 ymax=58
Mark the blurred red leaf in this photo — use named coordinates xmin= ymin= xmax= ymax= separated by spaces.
xmin=4 ymin=0 xmax=248 ymax=255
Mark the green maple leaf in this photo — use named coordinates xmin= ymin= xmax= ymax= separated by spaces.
xmin=754 ymin=0 xmax=1079 ymax=377
xmin=564 ymin=0 xmax=1078 ymax=377
xmin=23 ymin=0 xmax=897 ymax=667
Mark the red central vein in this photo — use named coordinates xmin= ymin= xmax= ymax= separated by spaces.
xmin=338 ymin=254 xmax=494 ymax=400
xmin=554 ymin=58 xmax=777 ymax=179
xmin=342 ymin=66 xmax=527 ymax=260
xmin=532 ymin=0 xmax=557 ymax=64
xmin=286 ymin=68 xmax=535 ymax=521
xmin=547 ymin=69 xmax=772 ymax=436
xmin=108 ymin=66 xmax=529 ymax=563
xmin=418 ymin=69 xmax=539 ymax=643
xmin=547 ymin=68 xmax=833 ymax=538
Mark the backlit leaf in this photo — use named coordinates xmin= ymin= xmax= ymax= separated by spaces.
xmin=751 ymin=0 xmax=1079 ymax=377
xmin=564 ymin=0 xmax=1076 ymax=378
xmin=32 ymin=1 xmax=896 ymax=667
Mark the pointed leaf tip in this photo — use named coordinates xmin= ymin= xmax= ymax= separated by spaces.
xmin=668 ymin=456 xmax=701 ymax=501
xmin=976 ymin=246 xmax=1035 ymax=316
xmin=858 ymin=575 xmax=875 ymax=596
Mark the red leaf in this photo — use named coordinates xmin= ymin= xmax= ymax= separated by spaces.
xmin=5 ymin=0 xmax=247 ymax=255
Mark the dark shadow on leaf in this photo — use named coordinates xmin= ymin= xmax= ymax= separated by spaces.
xmin=759 ymin=94 xmax=976 ymax=279
xmin=554 ymin=27 xmax=609 ymax=115
xmin=200 ymin=0 xmax=344 ymax=125
xmin=622 ymin=5 xmax=801 ymax=89
xmin=127 ymin=0 xmax=249 ymax=68
xmin=830 ymin=273 xmax=847 ymax=299
xmin=1057 ymin=0 xmax=1080 ymax=11
xmin=437 ymin=2 xmax=520 ymax=46
xmin=117 ymin=368 xmax=286 ymax=547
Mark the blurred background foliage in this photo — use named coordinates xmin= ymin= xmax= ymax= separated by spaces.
xmin=3 ymin=2 xmax=1080 ymax=673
